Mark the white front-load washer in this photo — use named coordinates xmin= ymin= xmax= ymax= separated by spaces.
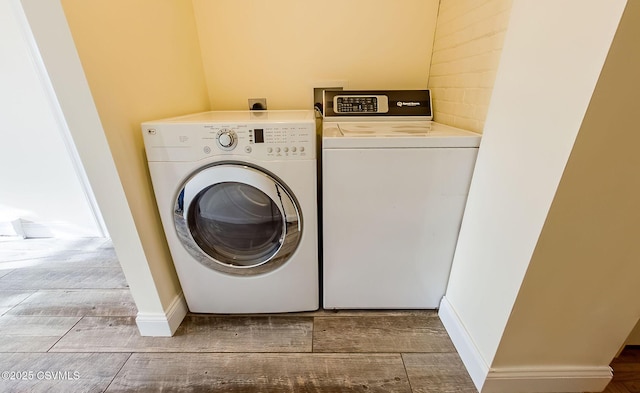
xmin=142 ymin=110 xmax=318 ymax=313
xmin=321 ymin=90 xmax=480 ymax=309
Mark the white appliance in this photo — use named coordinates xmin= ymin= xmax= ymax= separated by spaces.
xmin=322 ymin=90 xmax=480 ymax=309
xmin=142 ymin=110 xmax=318 ymax=313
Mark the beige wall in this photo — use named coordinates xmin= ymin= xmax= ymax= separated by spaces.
xmin=441 ymin=0 xmax=633 ymax=390
xmin=61 ymin=0 xmax=210 ymax=309
xmin=626 ymin=320 xmax=640 ymax=345
xmin=493 ymin=0 xmax=640 ymax=367
xmin=192 ymin=0 xmax=439 ymax=110
xmin=428 ymin=0 xmax=512 ymax=133
xmin=445 ymin=0 xmax=624 ymax=365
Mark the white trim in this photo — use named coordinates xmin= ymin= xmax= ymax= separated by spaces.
xmin=135 ymin=292 xmax=188 ymax=337
xmin=482 ymin=366 xmax=612 ymax=393
xmin=439 ymin=297 xmax=613 ymax=393
xmin=438 ymin=296 xmax=490 ymax=391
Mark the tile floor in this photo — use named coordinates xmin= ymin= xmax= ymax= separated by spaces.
xmin=2 ymin=237 xmax=635 ymax=392
xmin=0 ymin=237 xmax=476 ymax=392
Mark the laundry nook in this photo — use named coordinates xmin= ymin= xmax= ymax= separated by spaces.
xmin=2 ymin=0 xmax=639 ymax=392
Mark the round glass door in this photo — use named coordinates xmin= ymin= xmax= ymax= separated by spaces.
xmin=173 ymin=164 xmax=302 ymax=275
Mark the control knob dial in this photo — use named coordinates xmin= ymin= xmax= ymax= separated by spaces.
xmin=217 ymin=129 xmax=237 ymax=150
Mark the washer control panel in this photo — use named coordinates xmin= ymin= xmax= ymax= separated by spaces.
xmin=202 ymin=123 xmax=314 ymax=160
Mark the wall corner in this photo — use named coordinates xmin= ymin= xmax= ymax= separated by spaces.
xmin=135 ymin=292 xmax=188 ymax=337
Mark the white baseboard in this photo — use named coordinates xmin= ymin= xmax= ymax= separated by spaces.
xmin=438 ymin=296 xmax=613 ymax=393
xmin=483 ymin=366 xmax=612 ymax=393
xmin=438 ymin=296 xmax=490 ymax=390
xmin=135 ymin=292 xmax=188 ymax=337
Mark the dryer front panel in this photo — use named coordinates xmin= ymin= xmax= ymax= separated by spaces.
xmin=173 ymin=163 xmax=302 ymax=276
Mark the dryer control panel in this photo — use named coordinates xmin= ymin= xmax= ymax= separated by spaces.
xmin=333 ymin=95 xmax=389 ymax=114
xmin=323 ymin=89 xmax=432 ymax=120
xmin=142 ymin=110 xmax=316 ymax=162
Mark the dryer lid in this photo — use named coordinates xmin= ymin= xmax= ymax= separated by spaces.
xmin=322 ymin=121 xmax=481 ymax=149
xmin=338 ymin=121 xmax=434 ymax=137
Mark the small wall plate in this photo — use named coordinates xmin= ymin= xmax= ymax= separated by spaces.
xmin=248 ymin=98 xmax=267 ymax=110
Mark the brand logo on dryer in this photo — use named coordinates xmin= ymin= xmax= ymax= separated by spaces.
xmin=396 ymin=101 xmax=421 ymax=107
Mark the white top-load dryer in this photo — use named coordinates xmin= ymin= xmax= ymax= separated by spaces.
xmin=321 ymin=90 xmax=480 ymax=309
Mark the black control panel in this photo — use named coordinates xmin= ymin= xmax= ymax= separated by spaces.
xmin=323 ymin=89 xmax=432 ymax=119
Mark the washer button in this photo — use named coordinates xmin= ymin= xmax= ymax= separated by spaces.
xmin=203 ymin=146 xmax=211 ymax=154
xmin=300 ymin=146 xmax=305 ymax=152
xmin=292 ymin=147 xmax=297 ymax=152
xmin=276 ymin=147 xmax=281 ymax=153
xmin=267 ymin=147 xmax=273 ymax=153
xmin=245 ymin=146 xmax=252 ymax=153
xmin=284 ymin=147 xmax=289 ymax=152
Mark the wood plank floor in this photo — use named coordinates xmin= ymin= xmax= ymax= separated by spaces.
xmin=0 ymin=237 xmax=637 ymax=392
xmin=598 ymin=347 xmax=640 ymax=393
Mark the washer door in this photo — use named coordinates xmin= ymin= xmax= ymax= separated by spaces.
xmin=173 ymin=163 xmax=302 ymax=275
